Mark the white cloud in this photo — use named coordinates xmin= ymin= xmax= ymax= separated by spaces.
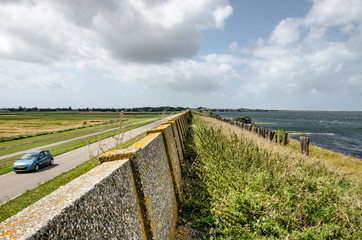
xmin=1 ymin=0 xmax=362 ymax=110
xmin=104 ymin=54 xmax=240 ymax=94
xmin=305 ymin=0 xmax=362 ymax=26
xmin=0 ymin=0 xmax=232 ymax=64
xmin=269 ymin=18 xmax=302 ymax=45
xmin=228 ymin=41 xmax=238 ymax=51
xmin=213 ymin=5 xmax=233 ymax=28
xmin=0 ymin=0 xmax=236 ymax=107
xmin=239 ymin=0 xmax=362 ymax=102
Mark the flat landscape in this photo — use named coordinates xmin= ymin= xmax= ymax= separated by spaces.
xmin=0 ymin=111 xmax=167 ymax=175
xmin=0 ymin=111 xmax=180 ymax=221
xmin=0 ymin=111 xmax=159 ymax=138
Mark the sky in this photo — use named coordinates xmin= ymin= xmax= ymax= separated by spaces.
xmin=0 ymin=0 xmax=362 ymax=110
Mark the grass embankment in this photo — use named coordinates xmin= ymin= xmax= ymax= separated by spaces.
xmin=177 ymin=113 xmax=361 ymax=239
xmin=0 ymin=133 xmax=146 ymax=223
xmin=287 ymin=138 xmax=362 ymax=183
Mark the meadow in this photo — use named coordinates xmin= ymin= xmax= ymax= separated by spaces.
xmin=0 ymin=111 xmax=167 ymax=175
xmin=0 ymin=111 xmax=161 ymax=139
xmin=177 ymin=112 xmax=361 ymax=239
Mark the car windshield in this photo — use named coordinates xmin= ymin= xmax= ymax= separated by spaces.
xmin=19 ymin=153 xmax=38 ymax=160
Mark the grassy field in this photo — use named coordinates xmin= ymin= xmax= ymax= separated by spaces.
xmin=0 ymin=113 xmax=160 ymax=156
xmin=0 ymin=112 xmax=123 ymax=138
xmin=177 ymin=112 xmax=361 ymax=239
xmin=0 ymin=133 xmax=146 ymax=223
xmin=0 ymin=111 xmax=166 ymax=139
xmin=0 ymin=111 xmax=171 ymax=175
xmin=0 ymin=119 xmax=160 ymax=175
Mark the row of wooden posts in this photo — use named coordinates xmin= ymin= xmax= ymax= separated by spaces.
xmin=218 ymin=117 xmax=289 ymax=145
xmin=209 ymin=115 xmax=310 ymax=156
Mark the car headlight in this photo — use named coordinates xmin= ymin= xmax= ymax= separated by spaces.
xmin=27 ymin=162 xmax=34 ymax=166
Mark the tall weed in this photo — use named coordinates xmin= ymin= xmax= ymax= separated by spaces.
xmin=179 ymin=116 xmax=361 ymax=239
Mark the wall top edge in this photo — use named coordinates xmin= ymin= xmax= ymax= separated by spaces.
xmin=130 ymin=132 xmax=161 ymax=149
xmin=99 ymin=148 xmax=139 ymax=164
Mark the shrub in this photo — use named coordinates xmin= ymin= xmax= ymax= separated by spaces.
xmin=233 ymin=115 xmax=252 ymax=124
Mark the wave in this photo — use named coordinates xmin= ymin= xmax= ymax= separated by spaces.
xmin=295 ymin=132 xmax=336 ymax=136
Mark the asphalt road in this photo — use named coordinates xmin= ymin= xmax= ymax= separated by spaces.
xmin=0 ymin=115 xmax=177 ymax=204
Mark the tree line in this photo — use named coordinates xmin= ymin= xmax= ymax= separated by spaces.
xmin=3 ymin=106 xmax=187 ymax=112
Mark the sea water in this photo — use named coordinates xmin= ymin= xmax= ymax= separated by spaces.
xmin=215 ymin=111 xmax=362 ymax=159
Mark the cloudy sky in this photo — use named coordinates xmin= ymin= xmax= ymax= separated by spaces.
xmin=0 ymin=0 xmax=361 ymax=110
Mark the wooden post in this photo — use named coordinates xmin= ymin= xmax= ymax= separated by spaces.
xmin=300 ymin=137 xmax=310 ymax=156
xmin=269 ymin=131 xmax=275 ymax=141
xmin=283 ymin=133 xmax=288 ymax=145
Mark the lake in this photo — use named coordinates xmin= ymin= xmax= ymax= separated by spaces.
xmin=215 ymin=111 xmax=362 ymax=159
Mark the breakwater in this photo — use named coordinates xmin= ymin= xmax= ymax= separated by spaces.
xmin=0 ymin=111 xmax=191 ymax=240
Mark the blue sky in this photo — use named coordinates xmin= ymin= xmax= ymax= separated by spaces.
xmin=0 ymin=0 xmax=361 ymax=110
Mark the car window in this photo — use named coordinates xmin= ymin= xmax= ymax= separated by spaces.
xmin=44 ymin=151 xmax=49 ymax=156
xmin=39 ymin=152 xmax=45 ymax=159
xmin=20 ymin=153 xmax=38 ymax=160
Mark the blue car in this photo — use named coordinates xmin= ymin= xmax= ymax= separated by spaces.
xmin=13 ymin=150 xmax=54 ymax=173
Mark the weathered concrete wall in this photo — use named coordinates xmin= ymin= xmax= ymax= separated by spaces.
xmin=130 ymin=132 xmax=178 ymax=240
xmin=0 ymin=111 xmax=191 ymax=240
xmin=147 ymin=124 xmax=183 ymax=203
xmin=0 ymin=160 xmax=146 ymax=240
xmin=167 ymin=120 xmax=184 ymax=164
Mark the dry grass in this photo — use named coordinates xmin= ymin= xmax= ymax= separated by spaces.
xmin=199 ymin=114 xmax=362 ymax=185
xmin=0 ymin=119 xmax=114 ymax=138
xmin=178 ymin=112 xmax=362 ymax=239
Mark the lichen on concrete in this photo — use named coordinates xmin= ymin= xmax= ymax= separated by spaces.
xmin=0 ymin=160 xmax=146 ymax=240
xmin=131 ymin=132 xmax=178 ymax=240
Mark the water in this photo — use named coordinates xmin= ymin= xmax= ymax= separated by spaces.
xmin=215 ymin=111 xmax=362 ymax=159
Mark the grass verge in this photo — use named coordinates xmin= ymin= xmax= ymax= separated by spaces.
xmin=0 ymin=133 xmax=146 ymax=223
xmin=177 ymin=113 xmax=361 ymax=239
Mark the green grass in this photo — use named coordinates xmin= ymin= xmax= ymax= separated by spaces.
xmin=177 ymin=114 xmax=361 ymax=239
xmin=287 ymin=138 xmax=362 ymax=183
xmin=0 ymin=114 xmax=160 ymax=156
xmin=0 ymin=112 xmax=123 ymax=139
xmin=0 ymin=118 xmax=161 ymax=175
xmin=0 ymin=133 xmax=146 ymax=223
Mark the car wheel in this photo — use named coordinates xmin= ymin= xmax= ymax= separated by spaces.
xmin=34 ymin=164 xmax=40 ymax=172
xmin=50 ymin=158 xmax=54 ymax=165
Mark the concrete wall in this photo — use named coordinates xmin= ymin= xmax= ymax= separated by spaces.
xmin=0 ymin=111 xmax=191 ymax=240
